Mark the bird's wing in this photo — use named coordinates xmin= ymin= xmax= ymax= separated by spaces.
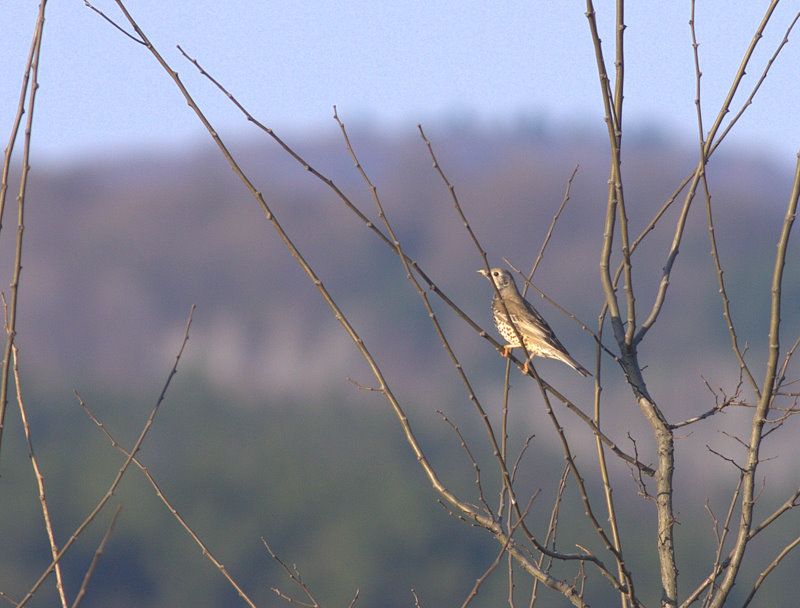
xmin=499 ymin=298 xmax=570 ymax=354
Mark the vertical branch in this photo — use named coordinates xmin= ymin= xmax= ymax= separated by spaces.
xmin=605 ymin=5 xmax=630 ymax=602
xmin=592 ymin=320 xmax=630 ymax=608
xmin=691 ymin=2 xmax=760 ymax=396
xmin=12 ymin=345 xmax=68 ymax=608
xmin=586 ymin=2 xmax=676 ymax=603
xmin=584 ymin=0 xmax=626 ymax=348
xmin=0 ymin=0 xmax=48 ymax=462
xmin=610 ymin=0 xmax=636 ymax=347
xmin=0 ymin=5 xmax=45 ymax=233
xmin=709 ymin=154 xmax=800 ymax=608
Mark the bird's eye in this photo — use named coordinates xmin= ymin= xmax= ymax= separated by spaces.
xmin=492 ymin=271 xmax=498 ymax=276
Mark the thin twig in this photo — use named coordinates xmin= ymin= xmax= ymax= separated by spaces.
xmin=70 ymin=505 xmax=123 ymax=608
xmin=702 ymin=475 xmax=743 ymax=608
xmin=417 ymin=123 xmax=538 ymax=381
xmin=681 ymin=487 xmax=800 ymax=607
xmin=11 ymin=342 xmax=68 ymax=608
xmin=711 ymin=11 xmax=800 ymax=155
xmin=592 ymin=317 xmax=633 ymax=608
xmin=741 ymin=535 xmax=800 ymax=608
xmin=693 ymin=0 xmax=760 ymax=395
xmin=347 ymin=589 xmax=360 ymax=608
xmin=334 ymin=109 xmax=516 ymax=524
xmin=497 ymin=360 xmax=513 ymax=520
xmin=262 ymin=537 xmax=321 ymax=608
xmin=438 ymin=410 xmax=495 ymax=519
xmin=530 ymin=464 xmax=570 ymax=608
xmin=82 ymin=0 xmax=145 ymax=44
xmin=524 ymin=165 xmax=580 ymax=287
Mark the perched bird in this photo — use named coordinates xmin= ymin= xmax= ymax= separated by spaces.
xmin=478 ymin=267 xmax=590 ymax=377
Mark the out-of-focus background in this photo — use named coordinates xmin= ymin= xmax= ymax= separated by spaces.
xmin=2 ymin=2 xmax=799 ymax=606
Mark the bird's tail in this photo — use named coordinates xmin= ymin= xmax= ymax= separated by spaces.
xmin=556 ymin=352 xmax=592 ymax=377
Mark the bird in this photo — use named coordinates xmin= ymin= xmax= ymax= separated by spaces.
xmin=478 ymin=267 xmax=590 ymax=377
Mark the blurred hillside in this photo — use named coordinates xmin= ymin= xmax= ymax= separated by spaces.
xmin=18 ymin=123 xmax=795 ymax=399
xmin=2 ymin=124 xmax=799 ymax=605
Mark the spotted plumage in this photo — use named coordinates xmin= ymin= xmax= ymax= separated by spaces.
xmin=478 ymin=267 xmax=590 ymax=377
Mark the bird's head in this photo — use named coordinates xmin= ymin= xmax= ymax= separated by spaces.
xmin=478 ymin=267 xmax=516 ymax=292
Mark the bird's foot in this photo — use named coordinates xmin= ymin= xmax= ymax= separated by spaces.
xmin=502 ymin=345 xmax=513 ymax=358
xmin=522 ymin=361 xmax=530 ymax=374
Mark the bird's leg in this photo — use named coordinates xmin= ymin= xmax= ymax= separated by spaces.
xmin=522 ymin=355 xmax=534 ymax=375
xmin=502 ymin=345 xmax=514 ymax=358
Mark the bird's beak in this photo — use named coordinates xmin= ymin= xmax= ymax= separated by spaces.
xmin=477 ymin=269 xmax=489 ymax=277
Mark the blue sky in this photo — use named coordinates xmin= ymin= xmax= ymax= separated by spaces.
xmin=3 ymin=1 xmax=799 ymax=164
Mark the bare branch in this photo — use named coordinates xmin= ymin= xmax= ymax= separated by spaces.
xmin=670 ymin=374 xmax=742 ymax=429
xmin=705 ymin=445 xmax=744 ymax=473
xmin=523 ymin=165 xmax=580 ymax=289
xmin=0 ymin=0 xmax=48 ymax=464
xmin=70 ymin=505 xmax=123 ymax=608
xmin=692 ymin=1 xmax=761 ymax=396
xmin=710 ymin=10 xmax=800 ymax=155
xmin=709 ymin=153 xmax=800 ymax=607
xmin=437 ymin=410 xmax=495 ymax=519
xmin=530 ymin=464 xmax=570 ymax=607
xmin=11 ymin=342 xmax=68 ymax=607
xmin=702 ymin=475 xmax=742 ymax=608
xmin=262 ymin=537 xmax=321 ymax=608
xmin=83 ymin=0 xmax=145 ymax=44
xmin=592 ymin=317 xmax=633 ymax=608
xmin=741 ymin=535 xmax=800 ymax=608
